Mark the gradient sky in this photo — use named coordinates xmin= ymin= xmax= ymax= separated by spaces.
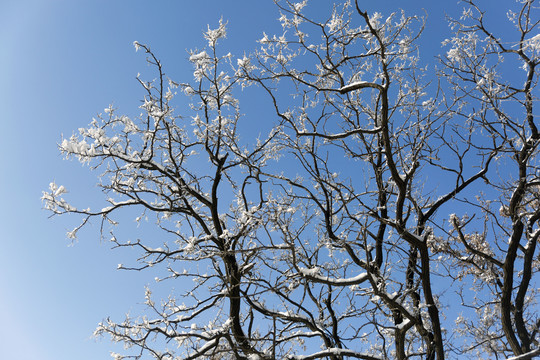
xmin=0 ymin=1 xmax=509 ymax=359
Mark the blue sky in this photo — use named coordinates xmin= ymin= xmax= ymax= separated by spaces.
xmin=0 ymin=1 xmax=507 ymax=359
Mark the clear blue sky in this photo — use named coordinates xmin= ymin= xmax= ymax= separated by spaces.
xmin=0 ymin=1 xmax=507 ymax=359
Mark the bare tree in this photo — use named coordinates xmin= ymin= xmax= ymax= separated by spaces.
xmin=43 ymin=1 xmax=539 ymax=359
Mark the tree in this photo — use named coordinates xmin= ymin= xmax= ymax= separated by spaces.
xmin=42 ymin=1 xmax=540 ymax=359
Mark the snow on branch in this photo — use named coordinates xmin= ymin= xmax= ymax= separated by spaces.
xmin=506 ymin=348 xmax=540 ymax=360
xmin=288 ymin=348 xmax=381 ymax=360
xmin=298 ymin=267 xmax=369 ymax=286
xmin=297 ymin=126 xmax=383 ymax=139
xmin=338 ymin=81 xmax=383 ymax=94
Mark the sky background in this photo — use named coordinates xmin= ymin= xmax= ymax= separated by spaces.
xmin=0 ymin=1 xmax=509 ymax=359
